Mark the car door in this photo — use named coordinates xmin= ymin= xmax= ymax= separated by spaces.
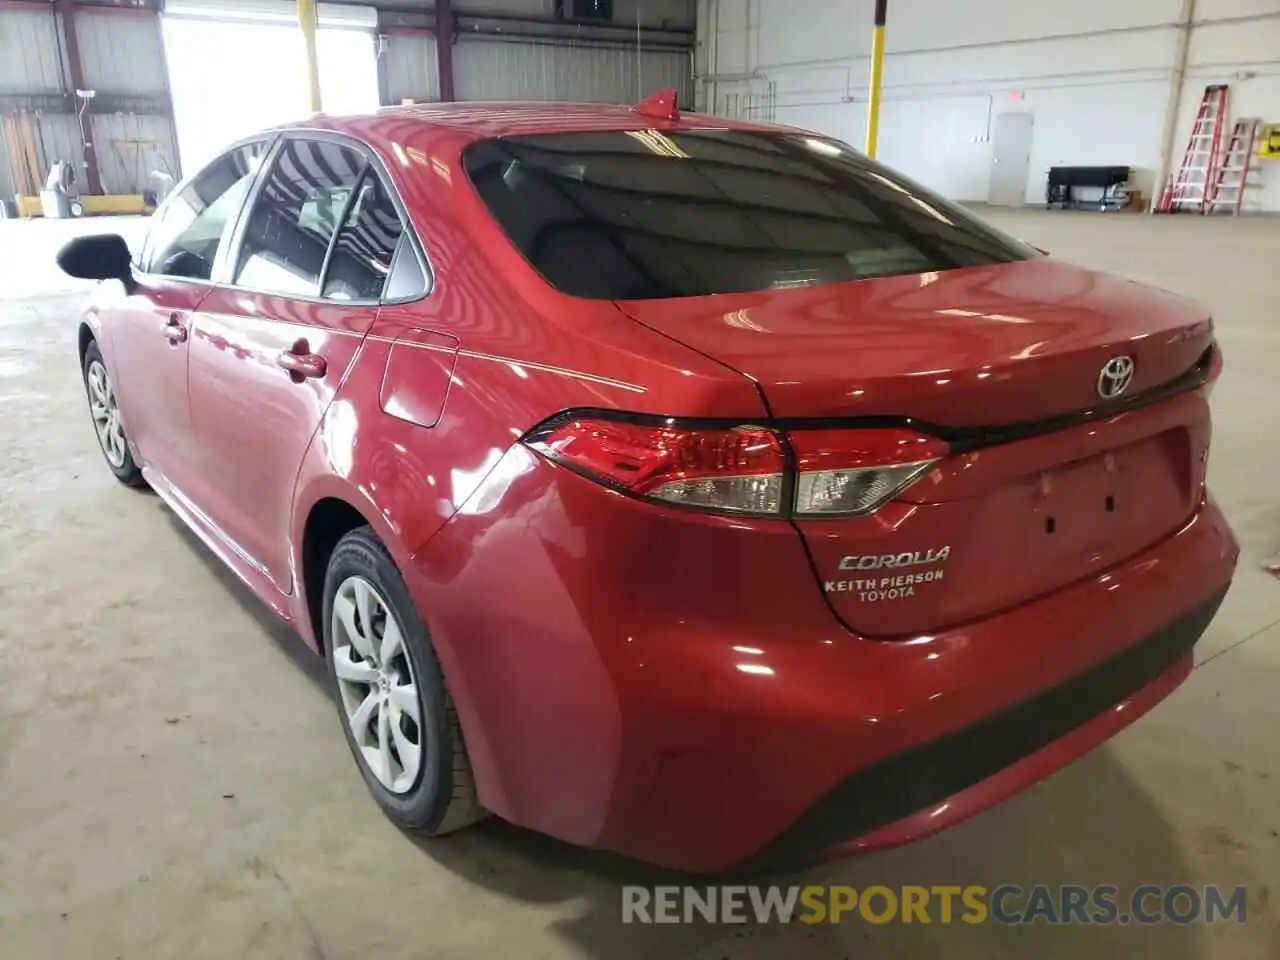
xmin=110 ymin=140 xmax=270 ymax=492
xmin=186 ymin=134 xmax=410 ymax=594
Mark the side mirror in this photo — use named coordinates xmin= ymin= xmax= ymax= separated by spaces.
xmin=56 ymin=234 xmax=137 ymax=293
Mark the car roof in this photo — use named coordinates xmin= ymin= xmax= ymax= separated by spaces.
xmin=274 ymin=100 xmax=790 ymax=142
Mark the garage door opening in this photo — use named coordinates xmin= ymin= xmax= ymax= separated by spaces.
xmin=163 ymin=1 xmax=380 ymax=175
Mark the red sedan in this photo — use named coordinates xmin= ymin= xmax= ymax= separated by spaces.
xmin=57 ymin=94 xmax=1237 ymax=873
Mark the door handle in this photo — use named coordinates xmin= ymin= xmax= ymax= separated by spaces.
xmin=162 ymin=314 xmax=187 ymax=344
xmin=276 ymin=347 xmax=327 ymax=380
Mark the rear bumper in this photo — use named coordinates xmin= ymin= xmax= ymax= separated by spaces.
xmin=746 ymin=586 xmax=1224 ymax=872
xmin=410 ymin=450 xmax=1237 ymax=874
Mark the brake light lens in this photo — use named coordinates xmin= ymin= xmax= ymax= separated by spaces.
xmin=526 ymin=418 xmax=784 ymax=514
xmin=525 ymin=418 xmax=945 ymax=517
xmin=789 ymin=429 xmax=948 ymax=515
xmin=1201 ymin=342 xmax=1223 ymax=400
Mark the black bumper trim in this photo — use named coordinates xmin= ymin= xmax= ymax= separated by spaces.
xmin=744 ymin=587 xmax=1228 ymax=873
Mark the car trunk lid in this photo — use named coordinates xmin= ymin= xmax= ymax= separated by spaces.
xmin=617 ymin=258 xmax=1217 ymax=636
xmin=614 ymin=258 xmax=1213 ymax=425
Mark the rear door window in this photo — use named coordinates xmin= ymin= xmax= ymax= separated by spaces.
xmin=233 ymin=139 xmax=366 ymax=297
xmin=462 ymin=130 xmax=1035 ymax=300
xmin=321 ymin=173 xmax=406 ymax=301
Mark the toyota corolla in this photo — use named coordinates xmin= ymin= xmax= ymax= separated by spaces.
xmin=57 ymin=94 xmax=1237 ymax=873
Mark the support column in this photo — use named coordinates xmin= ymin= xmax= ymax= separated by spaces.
xmin=54 ymin=0 xmax=104 ymax=195
xmin=436 ymin=0 xmax=456 ymax=102
xmin=1152 ymin=0 xmax=1196 ymax=212
xmin=864 ymin=0 xmax=887 ymax=158
xmin=298 ymin=0 xmax=323 ymax=113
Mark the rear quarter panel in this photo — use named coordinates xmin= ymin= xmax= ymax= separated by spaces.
xmin=287 ymin=120 xmax=772 ymax=822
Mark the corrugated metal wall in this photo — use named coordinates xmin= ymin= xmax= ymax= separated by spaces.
xmin=454 ymin=38 xmax=692 ymax=104
xmin=384 ymin=32 xmax=440 ymax=104
xmin=0 ymin=6 xmax=177 ymax=199
xmin=0 ymin=8 xmax=64 ymax=198
xmin=30 ymin=114 xmax=83 ymax=179
xmin=0 ymin=9 xmax=66 ymax=94
xmin=91 ymin=113 xmax=178 ymax=194
xmin=78 ymin=10 xmax=169 ymax=97
xmin=452 ymin=0 xmax=694 ymax=24
xmin=2 ymin=2 xmax=695 ymax=198
xmin=0 ymin=113 xmax=84 ymax=199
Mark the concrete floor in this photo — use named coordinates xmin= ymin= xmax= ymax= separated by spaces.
xmin=0 ymin=210 xmax=1278 ymax=959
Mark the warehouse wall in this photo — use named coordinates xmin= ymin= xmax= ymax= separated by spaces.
xmin=454 ymin=37 xmax=691 ymax=103
xmin=0 ymin=4 xmax=177 ymax=199
xmin=1 ymin=0 xmax=694 ymax=200
xmin=453 ymin=0 xmax=694 ymax=26
xmin=384 ymin=30 xmax=440 ymax=104
xmin=78 ymin=8 xmax=177 ymax=193
xmin=0 ymin=6 xmax=64 ymax=198
xmin=379 ymin=1 xmax=694 ymax=107
xmin=697 ymin=0 xmax=1280 ymax=211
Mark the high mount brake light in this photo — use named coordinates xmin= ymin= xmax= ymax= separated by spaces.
xmin=525 ymin=417 xmax=947 ymax=517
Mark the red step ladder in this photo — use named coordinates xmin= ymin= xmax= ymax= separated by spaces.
xmin=1207 ymin=118 xmax=1261 ymax=215
xmin=1159 ymin=84 xmax=1229 ymax=213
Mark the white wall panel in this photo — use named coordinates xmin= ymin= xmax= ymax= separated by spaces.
xmin=0 ymin=9 xmax=65 ymax=94
xmin=1188 ymin=17 xmax=1280 ymax=64
xmin=455 ymin=37 xmax=691 ymax=103
xmin=700 ymin=0 xmax=1280 ymax=210
xmin=78 ymin=10 xmax=168 ymax=97
xmin=1198 ymin=0 xmax=1280 ymax=20
xmin=384 ymin=32 xmax=440 ymax=104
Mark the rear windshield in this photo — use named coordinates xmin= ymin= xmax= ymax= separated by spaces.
xmin=462 ymin=129 xmax=1034 ymax=300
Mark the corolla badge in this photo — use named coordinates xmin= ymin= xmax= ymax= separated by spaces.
xmin=827 ymin=546 xmax=951 ymax=602
xmin=1097 ymin=355 xmax=1135 ymax=399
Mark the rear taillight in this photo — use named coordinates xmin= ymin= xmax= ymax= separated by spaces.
xmin=525 ymin=418 xmax=784 ymax=514
xmin=790 ymin=428 xmax=948 ymax=515
xmin=525 ymin=417 xmax=945 ymax=517
xmin=1202 ymin=342 xmax=1223 ymax=399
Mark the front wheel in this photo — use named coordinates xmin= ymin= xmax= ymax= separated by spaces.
xmin=82 ymin=340 xmax=144 ymax=487
xmin=322 ymin=527 xmax=485 ymax=836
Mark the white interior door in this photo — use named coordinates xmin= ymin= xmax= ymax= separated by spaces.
xmin=988 ymin=112 xmax=1034 ymax=207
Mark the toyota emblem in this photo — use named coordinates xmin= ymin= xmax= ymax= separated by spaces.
xmin=1097 ymin=356 xmax=1135 ymax=399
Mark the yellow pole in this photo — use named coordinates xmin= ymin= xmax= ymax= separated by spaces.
xmin=298 ymin=0 xmax=322 ymax=113
xmin=865 ymin=0 xmax=887 ymax=158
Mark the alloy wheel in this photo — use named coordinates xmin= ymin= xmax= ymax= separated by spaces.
xmin=331 ymin=575 xmax=423 ymax=794
xmin=87 ymin=359 xmax=127 ymax=468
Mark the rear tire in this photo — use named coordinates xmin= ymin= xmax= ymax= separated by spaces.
xmin=322 ymin=526 xmax=485 ymax=836
xmin=81 ymin=340 xmax=145 ymax=488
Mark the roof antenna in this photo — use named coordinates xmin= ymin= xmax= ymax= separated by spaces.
xmin=633 ymin=89 xmax=680 ymax=122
